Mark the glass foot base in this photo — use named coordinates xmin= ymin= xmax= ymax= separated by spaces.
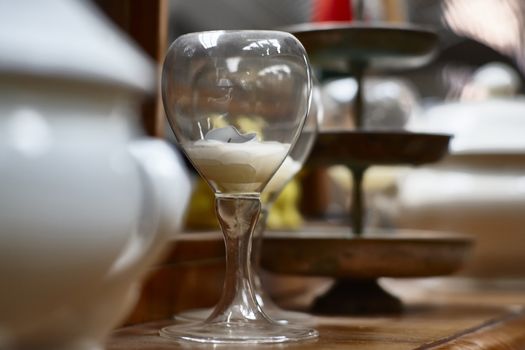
xmin=176 ymin=307 xmax=312 ymax=325
xmin=160 ymin=321 xmax=318 ymax=344
xmin=265 ymin=308 xmax=313 ymax=325
xmin=174 ymin=308 xmax=212 ymax=323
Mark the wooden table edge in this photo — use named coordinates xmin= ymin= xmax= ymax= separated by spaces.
xmin=417 ymin=308 xmax=525 ymax=350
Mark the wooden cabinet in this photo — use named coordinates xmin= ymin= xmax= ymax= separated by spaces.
xmin=94 ymin=0 xmax=168 ymax=137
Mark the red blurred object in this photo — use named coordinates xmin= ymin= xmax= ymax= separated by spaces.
xmin=313 ymin=0 xmax=353 ymax=22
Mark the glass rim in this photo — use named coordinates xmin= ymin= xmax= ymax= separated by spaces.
xmin=175 ymin=29 xmax=299 ymax=38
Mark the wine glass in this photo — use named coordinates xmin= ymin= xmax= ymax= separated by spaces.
xmin=160 ymin=30 xmax=318 ymax=344
xmin=176 ymin=84 xmax=322 ymax=325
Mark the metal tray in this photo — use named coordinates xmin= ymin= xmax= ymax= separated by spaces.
xmin=261 ymin=227 xmax=473 ymax=279
xmin=285 ymin=22 xmax=439 ymax=73
xmin=307 ymin=130 xmax=451 ymax=167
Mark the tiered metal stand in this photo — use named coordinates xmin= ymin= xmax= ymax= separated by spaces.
xmin=260 ymin=23 xmax=473 ymax=315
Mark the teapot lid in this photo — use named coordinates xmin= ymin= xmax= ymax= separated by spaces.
xmin=0 ymin=0 xmax=155 ymax=93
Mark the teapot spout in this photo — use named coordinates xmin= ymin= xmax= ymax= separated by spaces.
xmin=110 ymin=139 xmax=192 ymax=278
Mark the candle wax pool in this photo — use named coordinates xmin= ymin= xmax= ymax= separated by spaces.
xmin=185 ymin=139 xmax=290 ymax=193
xmin=265 ymin=156 xmax=301 ymax=195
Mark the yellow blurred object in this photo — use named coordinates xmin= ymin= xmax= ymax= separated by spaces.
xmin=210 ymin=114 xmax=228 ymax=129
xmin=327 ymin=165 xmax=406 ymax=193
xmin=184 ymin=172 xmax=304 ymax=231
xmin=267 ymin=178 xmax=303 ymax=230
xmin=236 ymin=116 xmax=267 ymax=140
xmin=184 ymin=178 xmax=219 ymax=230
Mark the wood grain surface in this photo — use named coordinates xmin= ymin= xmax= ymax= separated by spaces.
xmin=114 ymin=232 xmax=525 ymax=349
xmin=107 ymin=304 xmax=525 ymax=350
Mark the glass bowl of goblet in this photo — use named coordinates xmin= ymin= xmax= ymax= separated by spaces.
xmin=161 ymin=30 xmax=318 ymax=344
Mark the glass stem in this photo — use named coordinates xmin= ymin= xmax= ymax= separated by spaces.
xmin=251 ymin=206 xmax=275 ymax=307
xmin=206 ymin=194 xmax=271 ymax=323
xmin=252 ymin=206 xmax=269 ymax=276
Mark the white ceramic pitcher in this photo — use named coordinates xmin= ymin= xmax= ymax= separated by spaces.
xmin=0 ymin=1 xmax=191 ymax=349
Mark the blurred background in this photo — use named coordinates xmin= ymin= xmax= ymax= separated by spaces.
xmin=162 ymin=0 xmax=525 ymax=280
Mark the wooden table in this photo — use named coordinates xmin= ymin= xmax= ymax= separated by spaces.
xmin=107 ymin=278 xmax=525 ymax=349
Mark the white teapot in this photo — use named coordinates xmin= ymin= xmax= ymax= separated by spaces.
xmin=0 ymin=1 xmax=191 ymax=349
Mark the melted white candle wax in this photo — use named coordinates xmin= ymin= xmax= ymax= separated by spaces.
xmin=265 ymin=156 xmax=301 ymax=195
xmin=186 ymin=139 xmax=290 ymax=193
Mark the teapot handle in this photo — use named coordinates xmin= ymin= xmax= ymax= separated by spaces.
xmin=108 ymin=139 xmax=191 ymax=278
